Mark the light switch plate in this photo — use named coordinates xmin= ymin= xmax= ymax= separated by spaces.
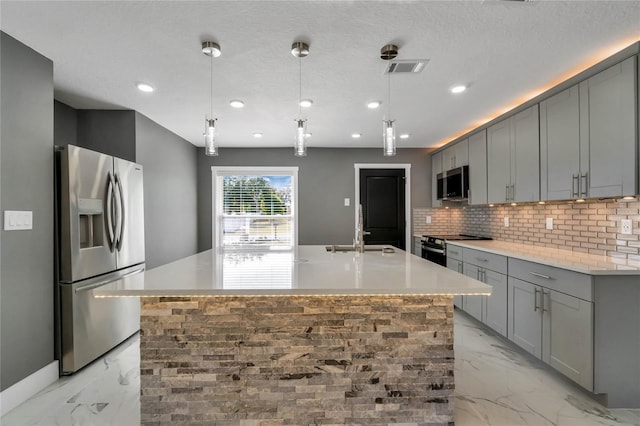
xmin=4 ymin=210 xmax=33 ymax=230
xmin=344 ymin=198 xmax=350 ymax=207
xmin=504 ymin=217 xmax=509 ymax=227
xmin=426 ymin=215 xmax=432 ymax=224
xmin=546 ymin=217 xmax=553 ymax=230
xmin=621 ymin=219 xmax=632 ymax=235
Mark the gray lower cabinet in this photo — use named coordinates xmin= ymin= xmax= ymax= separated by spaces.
xmin=508 ymin=272 xmax=594 ymax=391
xmin=413 ymin=236 xmax=421 ymax=256
xmin=446 ymin=258 xmax=464 ymax=308
xmin=459 ymin=247 xmax=508 ymax=336
xmin=543 ymin=288 xmax=593 ymax=391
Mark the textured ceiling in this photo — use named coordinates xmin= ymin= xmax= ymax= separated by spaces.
xmin=1 ymin=1 xmax=639 ymax=150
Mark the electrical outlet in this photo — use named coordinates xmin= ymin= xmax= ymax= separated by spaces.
xmin=504 ymin=217 xmax=509 ymax=227
xmin=426 ymin=215 xmax=432 ymax=224
xmin=621 ymin=219 xmax=632 ymax=235
xmin=344 ymin=198 xmax=350 ymax=207
xmin=546 ymin=217 xmax=553 ymax=230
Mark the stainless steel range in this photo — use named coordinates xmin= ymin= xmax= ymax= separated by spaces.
xmin=421 ymin=234 xmax=492 ymax=266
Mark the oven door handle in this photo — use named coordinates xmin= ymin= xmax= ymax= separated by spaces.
xmin=422 ymin=246 xmax=445 ymax=255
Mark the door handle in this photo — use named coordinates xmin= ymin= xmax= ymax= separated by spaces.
xmin=571 ymin=174 xmax=579 ymax=198
xmin=114 ymin=174 xmax=126 ymax=251
xmin=580 ymin=173 xmax=588 ymax=197
xmin=105 ymin=172 xmax=115 ymax=252
xmin=534 ymin=287 xmax=540 ymax=312
xmin=510 ymin=184 xmax=515 ymax=201
xmin=505 ymin=184 xmax=509 ymax=202
xmin=542 ymin=290 xmax=550 ymax=313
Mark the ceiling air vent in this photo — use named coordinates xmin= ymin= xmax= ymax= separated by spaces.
xmin=385 ymin=59 xmax=429 ymax=74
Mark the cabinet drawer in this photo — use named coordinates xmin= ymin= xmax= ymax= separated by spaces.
xmin=508 ymin=258 xmax=593 ymax=301
xmin=462 ymin=247 xmax=507 ymax=274
xmin=446 ymin=244 xmax=463 ymax=261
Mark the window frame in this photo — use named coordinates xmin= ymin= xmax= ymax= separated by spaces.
xmin=211 ymin=166 xmax=299 ymax=251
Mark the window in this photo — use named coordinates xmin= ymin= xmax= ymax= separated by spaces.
xmin=212 ymin=167 xmax=298 ymax=250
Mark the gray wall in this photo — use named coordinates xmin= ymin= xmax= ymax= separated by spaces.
xmin=0 ymin=32 xmax=54 ymax=391
xmin=135 ymin=113 xmax=199 ymax=269
xmin=53 ymin=101 xmax=77 ymax=147
xmin=76 ymin=110 xmax=136 ymax=162
xmin=197 ymin=147 xmax=431 ymax=251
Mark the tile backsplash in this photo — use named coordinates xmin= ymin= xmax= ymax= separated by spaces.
xmin=414 ymin=198 xmax=640 ymax=261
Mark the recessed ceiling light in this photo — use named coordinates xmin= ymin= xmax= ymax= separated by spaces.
xmin=136 ymin=83 xmax=154 ymax=93
xmin=367 ymin=101 xmax=381 ymax=109
xmin=252 ymin=132 xmax=263 ymax=138
xmin=351 ymin=133 xmax=362 ymax=139
xmin=399 ymin=134 xmax=410 ymax=139
xmin=299 ymin=99 xmax=313 ymax=108
xmin=450 ymin=85 xmax=467 ymax=94
xmin=304 ymin=133 xmax=312 ymax=138
xmin=229 ymin=100 xmax=245 ymax=108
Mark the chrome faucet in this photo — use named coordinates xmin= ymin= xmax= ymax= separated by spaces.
xmin=354 ymin=204 xmax=371 ymax=253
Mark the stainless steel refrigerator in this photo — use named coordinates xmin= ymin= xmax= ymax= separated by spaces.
xmin=55 ymin=144 xmax=145 ymax=374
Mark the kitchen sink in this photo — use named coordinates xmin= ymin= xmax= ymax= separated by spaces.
xmin=325 ymin=245 xmax=395 ymax=253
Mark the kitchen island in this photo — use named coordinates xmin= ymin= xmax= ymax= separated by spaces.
xmin=97 ymin=246 xmax=491 ymax=425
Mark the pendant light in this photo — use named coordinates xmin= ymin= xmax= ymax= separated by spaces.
xmin=292 ymin=41 xmax=309 ymax=157
xmin=381 ymin=44 xmax=398 ymax=157
xmin=202 ymin=41 xmax=221 ymax=156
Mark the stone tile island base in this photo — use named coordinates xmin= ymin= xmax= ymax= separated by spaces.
xmin=140 ymin=295 xmax=454 ymax=425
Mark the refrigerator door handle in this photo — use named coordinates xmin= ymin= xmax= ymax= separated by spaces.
xmin=114 ymin=173 xmax=125 ymax=251
xmin=74 ymin=266 xmax=145 ymax=293
xmin=105 ymin=172 xmax=116 ymax=252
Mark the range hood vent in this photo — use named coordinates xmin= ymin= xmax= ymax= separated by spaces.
xmin=385 ymin=59 xmax=429 ymax=74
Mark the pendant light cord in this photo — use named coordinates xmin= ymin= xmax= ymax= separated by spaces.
xmin=387 ymin=68 xmax=391 ymax=120
xmin=210 ymin=53 xmax=213 ymax=119
xmin=299 ymin=56 xmax=302 ymax=117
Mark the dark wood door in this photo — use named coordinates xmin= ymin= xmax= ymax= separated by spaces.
xmin=359 ymin=169 xmax=406 ymax=250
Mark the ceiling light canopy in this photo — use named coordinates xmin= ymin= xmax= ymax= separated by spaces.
xmin=202 ymin=41 xmax=221 ymax=156
xmin=136 ymin=82 xmax=154 ymax=93
xmin=229 ymin=99 xmax=245 ymax=108
xmin=201 ymin=41 xmax=221 ymax=58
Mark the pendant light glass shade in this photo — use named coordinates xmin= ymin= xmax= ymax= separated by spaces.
xmin=383 ymin=119 xmax=396 ymax=157
xmin=204 ymin=118 xmax=218 ymax=156
xmin=294 ymin=119 xmax=307 ymax=157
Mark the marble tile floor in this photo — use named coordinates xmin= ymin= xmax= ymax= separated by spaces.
xmin=2 ymin=311 xmax=639 ymax=426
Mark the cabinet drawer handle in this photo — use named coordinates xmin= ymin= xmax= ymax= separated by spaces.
xmin=534 ymin=287 xmax=540 ymax=312
xmin=476 ymin=257 xmax=489 ymax=262
xmin=529 ymin=271 xmax=552 ymax=280
xmin=449 ymin=250 xmax=459 ymax=256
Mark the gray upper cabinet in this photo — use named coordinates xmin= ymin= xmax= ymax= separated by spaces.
xmin=431 ymin=151 xmax=442 ymax=208
xmin=468 ymin=130 xmax=487 ymax=205
xmin=540 ymin=85 xmax=581 ymax=200
xmin=542 ymin=56 xmax=637 ymax=200
xmin=487 ymin=104 xmax=540 ymax=204
xmin=442 ymin=138 xmax=469 ymax=170
xmin=579 ymin=56 xmax=637 ymax=198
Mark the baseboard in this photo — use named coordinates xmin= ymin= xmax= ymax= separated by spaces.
xmin=0 ymin=361 xmax=59 ymax=417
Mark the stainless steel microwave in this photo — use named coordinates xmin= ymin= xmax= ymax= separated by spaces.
xmin=437 ymin=165 xmax=469 ymax=200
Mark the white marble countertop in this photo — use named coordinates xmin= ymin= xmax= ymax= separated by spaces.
xmin=95 ymin=245 xmax=492 ymax=297
xmin=447 ymin=240 xmax=640 ymax=275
